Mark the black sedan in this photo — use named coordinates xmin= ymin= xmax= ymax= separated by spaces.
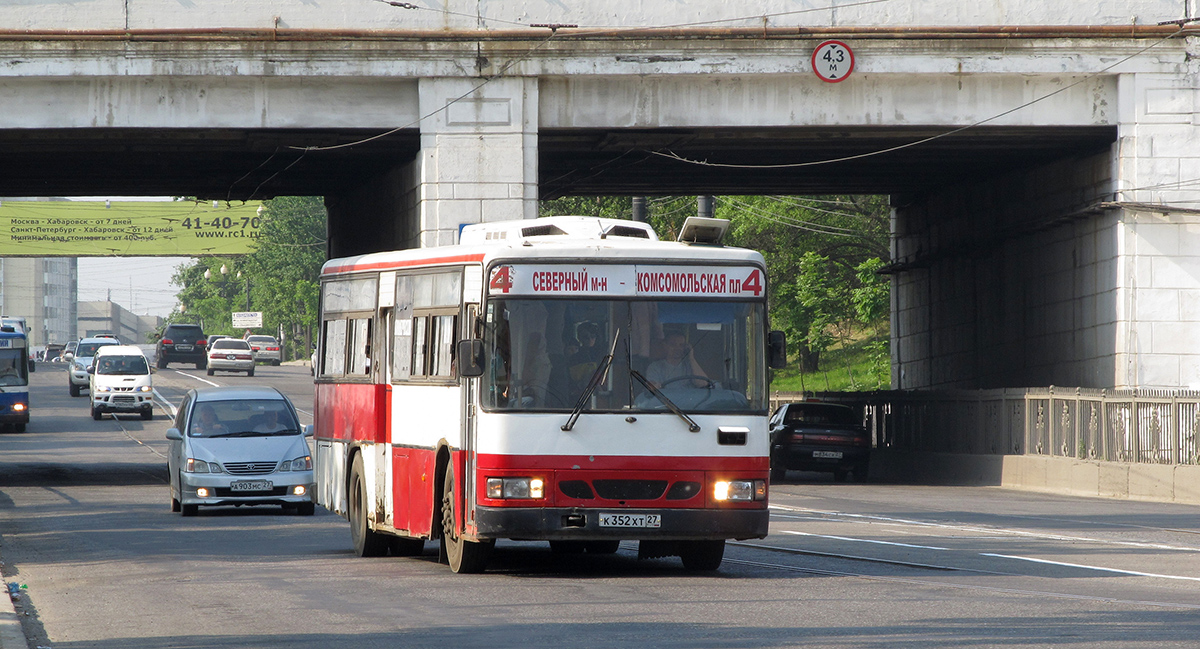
xmin=769 ymin=401 xmax=870 ymax=483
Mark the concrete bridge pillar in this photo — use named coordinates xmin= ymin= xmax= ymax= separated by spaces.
xmin=415 ymin=77 xmax=540 ymax=247
xmin=325 ymin=77 xmax=539 ymax=258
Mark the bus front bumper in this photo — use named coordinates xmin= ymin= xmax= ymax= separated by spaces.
xmin=473 ymin=506 xmax=769 ymax=541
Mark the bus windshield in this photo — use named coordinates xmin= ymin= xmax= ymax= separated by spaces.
xmin=0 ymin=348 xmax=29 ymax=387
xmin=483 ymin=298 xmax=767 ymax=414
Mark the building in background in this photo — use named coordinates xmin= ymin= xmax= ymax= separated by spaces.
xmin=78 ymin=300 xmax=162 ymax=344
xmin=0 ymin=257 xmax=77 ymax=346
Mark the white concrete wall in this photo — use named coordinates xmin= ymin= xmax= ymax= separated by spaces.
xmin=0 ymin=1 xmax=1186 ymax=31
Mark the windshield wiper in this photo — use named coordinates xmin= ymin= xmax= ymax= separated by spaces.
xmin=561 ymin=328 xmax=621 ymax=432
xmin=630 ymin=370 xmax=701 ymax=433
xmin=207 ymin=431 xmax=266 ymax=438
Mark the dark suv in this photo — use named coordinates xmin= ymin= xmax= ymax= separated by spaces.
xmin=156 ymin=324 xmax=208 ymax=369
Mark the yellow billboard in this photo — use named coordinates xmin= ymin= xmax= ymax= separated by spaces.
xmin=0 ymin=201 xmax=264 ymax=256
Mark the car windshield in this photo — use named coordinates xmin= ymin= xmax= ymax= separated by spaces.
xmin=188 ymin=399 xmax=300 ymax=438
xmin=784 ymin=405 xmax=859 ymax=426
xmin=482 ymin=298 xmax=767 ymax=414
xmin=0 ymin=349 xmax=28 ymax=386
xmin=77 ymin=342 xmax=116 ymax=357
xmin=96 ymin=356 xmax=149 ymax=375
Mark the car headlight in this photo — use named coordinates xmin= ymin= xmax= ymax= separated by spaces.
xmin=185 ymin=458 xmax=223 ymax=473
xmin=486 ymin=477 xmax=544 ymax=499
xmin=279 ymin=456 xmax=312 ymax=472
xmin=713 ymin=479 xmax=767 ymax=502
xmin=95 ymin=385 xmax=112 ymax=393
xmin=138 ymin=385 xmax=152 ymax=392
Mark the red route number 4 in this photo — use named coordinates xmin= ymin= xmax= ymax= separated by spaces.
xmin=489 ymin=266 xmax=513 ymax=293
xmin=740 ymin=268 xmax=763 ymax=296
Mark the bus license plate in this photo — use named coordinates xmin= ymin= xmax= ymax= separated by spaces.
xmin=599 ymin=513 xmax=661 ymax=528
xmin=813 ymin=450 xmax=843 ymax=459
xmin=230 ymin=480 xmax=273 ymax=492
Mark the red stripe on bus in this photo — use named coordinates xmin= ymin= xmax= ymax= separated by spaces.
xmin=323 ymin=253 xmax=485 ymax=275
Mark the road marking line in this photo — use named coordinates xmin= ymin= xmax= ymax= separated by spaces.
xmin=171 ymin=369 xmax=220 ymax=387
xmin=152 ymin=388 xmax=177 ymax=418
xmin=770 ymin=504 xmax=1200 ymax=552
xmin=980 ymin=553 xmax=1200 ymax=581
xmin=780 ymin=530 xmax=949 ymax=551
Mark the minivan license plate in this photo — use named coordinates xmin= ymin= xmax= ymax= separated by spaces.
xmin=813 ymin=450 xmax=843 ymax=459
xmin=599 ymin=513 xmax=661 ymax=528
xmin=231 ymin=480 xmax=272 ymax=492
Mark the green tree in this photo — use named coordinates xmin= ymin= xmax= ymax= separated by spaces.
xmin=167 ymin=197 xmax=327 ymax=359
xmin=540 ymin=194 xmax=891 ymax=383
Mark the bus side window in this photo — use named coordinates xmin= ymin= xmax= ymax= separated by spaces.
xmin=321 ymin=319 xmax=347 ymax=377
xmin=348 ymin=318 xmax=371 ymax=376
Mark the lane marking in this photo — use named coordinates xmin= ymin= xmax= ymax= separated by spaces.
xmin=722 ymin=557 xmax=1200 ymax=610
xmin=781 ymin=530 xmax=949 ymax=551
xmin=770 ymin=504 xmax=1200 ymax=552
xmin=171 ymin=369 xmax=220 ymax=387
xmin=152 ymin=388 xmax=177 ymax=419
xmin=980 ymin=553 xmax=1200 ymax=582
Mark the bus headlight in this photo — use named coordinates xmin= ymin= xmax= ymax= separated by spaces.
xmin=486 ymin=477 xmax=544 ymax=499
xmin=713 ymin=479 xmax=767 ymax=502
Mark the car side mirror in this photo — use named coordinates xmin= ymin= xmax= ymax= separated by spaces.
xmin=303 ymin=424 xmax=314 ymax=438
xmin=767 ymin=330 xmax=787 ymax=369
xmin=86 ymin=366 xmax=95 ymax=374
xmin=165 ymin=428 xmax=183 ymax=441
xmin=456 ymin=339 xmax=485 ymax=378
xmin=63 ymin=352 xmax=74 ymax=362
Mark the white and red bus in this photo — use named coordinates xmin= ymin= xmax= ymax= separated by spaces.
xmin=313 ymin=216 xmax=785 ymax=572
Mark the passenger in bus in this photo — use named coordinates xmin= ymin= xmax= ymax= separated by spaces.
xmin=645 ymin=331 xmax=708 ymax=388
xmin=566 ymin=322 xmax=603 ymax=390
xmin=191 ymin=404 xmax=229 ymax=437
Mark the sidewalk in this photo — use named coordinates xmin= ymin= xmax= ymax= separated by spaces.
xmin=1 ymin=581 xmax=26 ymax=649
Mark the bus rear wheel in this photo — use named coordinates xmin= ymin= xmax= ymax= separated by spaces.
xmin=349 ymin=453 xmax=390 ymax=557
xmin=441 ymin=463 xmax=493 ymax=573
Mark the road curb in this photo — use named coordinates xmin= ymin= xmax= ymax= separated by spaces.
xmin=0 ymin=580 xmax=29 ymax=649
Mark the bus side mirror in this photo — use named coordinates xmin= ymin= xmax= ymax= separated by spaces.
xmin=767 ymin=330 xmax=787 ymax=369
xmin=457 ymin=339 xmax=485 ymax=378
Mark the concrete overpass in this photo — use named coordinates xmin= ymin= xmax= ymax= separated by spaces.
xmin=2 ymin=1 xmax=1198 ymax=391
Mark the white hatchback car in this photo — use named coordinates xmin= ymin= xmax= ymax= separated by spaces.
xmin=88 ymin=345 xmax=155 ymax=420
xmin=166 ymin=386 xmax=315 ymax=516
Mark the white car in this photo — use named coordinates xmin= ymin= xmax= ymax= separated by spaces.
xmin=88 ymin=345 xmax=155 ymax=420
xmin=207 ymin=339 xmax=255 ymax=376
xmin=70 ymin=337 xmax=121 ymax=397
xmin=166 ymin=386 xmax=315 ymax=516
xmin=246 ymin=335 xmax=282 ymax=365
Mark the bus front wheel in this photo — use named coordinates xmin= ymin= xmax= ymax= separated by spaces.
xmin=441 ymin=463 xmax=493 ymax=573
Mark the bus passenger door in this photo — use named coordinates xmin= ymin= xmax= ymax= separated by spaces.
xmin=462 ymin=303 xmax=480 ymax=530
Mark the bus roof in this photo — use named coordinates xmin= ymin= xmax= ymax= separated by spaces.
xmin=322 ymin=217 xmax=763 ymax=277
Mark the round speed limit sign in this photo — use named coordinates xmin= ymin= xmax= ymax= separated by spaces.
xmin=811 ymin=40 xmax=854 ymax=83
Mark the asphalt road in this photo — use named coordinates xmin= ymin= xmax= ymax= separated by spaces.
xmin=2 ymin=363 xmax=1200 ymax=648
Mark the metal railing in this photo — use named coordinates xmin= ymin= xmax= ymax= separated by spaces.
xmin=769 ymin=386 xmax=1200 ymax=465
